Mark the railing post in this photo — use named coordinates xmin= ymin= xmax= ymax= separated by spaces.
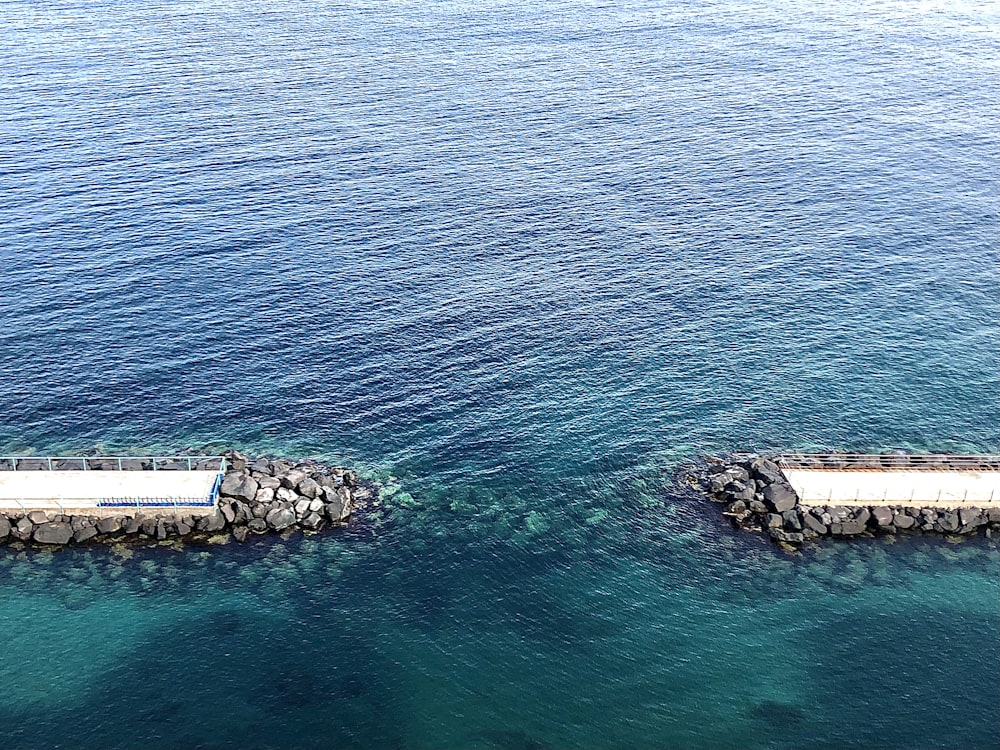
xmin=11 ymin=457 xmax=16 ymax=471
xmin=117 ymin=458 xmax=122 ymax=471
xmin=152 ymin=458 xmax=157 ymax=471
xmin=187 ymin=457 xmax=192 ymax=471
xmin=47 ymin=457 xmax=53 ymax=471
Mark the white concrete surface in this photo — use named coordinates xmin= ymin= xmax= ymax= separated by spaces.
xmin=783 ymin=469 xmax=1000 ymax=507
xmin=0 ymin=471 xmax=219 ymax=514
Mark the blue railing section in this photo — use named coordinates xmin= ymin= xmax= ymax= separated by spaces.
xmin=0 ymin=455 xmax=227 ymax=510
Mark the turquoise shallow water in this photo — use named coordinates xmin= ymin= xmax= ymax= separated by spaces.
xmin=1 ymin=0 xmax=999 ymax=747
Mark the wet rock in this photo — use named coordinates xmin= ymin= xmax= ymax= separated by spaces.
xmin=74 ymin=525 xmax=98 ymax=543
xmin=140 ymin=518 xmax=158 ymax=537
xmin=830 ymin=519 xmax=866 ymax=536
xmin=958 ymin=508 xmax=983 ymax=528
xmin=768 ymin=528 xmax=804 ymax=544
xmin=764 ymin=513 xmax=783 ymax=529
xmin=301 ymin=512 xmax=324 ymax=530
xmin=197 ymin=512 xmax=227 ymax=533
xmin=265 ymin=507 xmax=296 ymax=531
xmin=27 ymin=510 xmax=49 ymax=525
xmin=802 ymin=512 xmax=827 ymax=535
xmin=762 ymin=484 xmax=797 ymax=513
xmin=781 ymin=510 xmax=802 ymax=531
xmin=13 ymin=517 xmax=33 ymax=541
xmin=938 ymin=511 xmax=960 ymax=533
xmin=247 ymin=518 xmax=268 ymax=534
xmin=175 ymin=521 xmax=193 ymax=536
xmin=0 ymin=516 xmax=9 ymax=539
xmin=123 ymin=517 xmax=142 ymax=535
xmin=748 ymin=499 xmax=768 ymax=514
xmin=34 ymin=522 xmax=73 ymax=545
xmin=232 ymin=525 xmax=250 ymax=542
xmin=724 ymin=481 xmax=755 ymax=503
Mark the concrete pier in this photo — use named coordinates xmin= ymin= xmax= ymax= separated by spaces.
xmin=778 ymin=454 xmax=1000 ymax=508
xmin=0 ymin=457 xmax=223 ymax=516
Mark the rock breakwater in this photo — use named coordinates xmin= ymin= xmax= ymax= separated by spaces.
xmin=700 ymin=454 xmax=1000 ymax=549
xmin=0 ymin=451 xmax=374 ymax=548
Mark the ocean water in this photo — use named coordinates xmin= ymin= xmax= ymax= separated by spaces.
xmin=1 ymin=1 xmax=998 ymax=748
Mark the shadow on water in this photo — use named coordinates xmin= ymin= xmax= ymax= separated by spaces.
xmin=0 ymin=603 xmax=407 ymax=750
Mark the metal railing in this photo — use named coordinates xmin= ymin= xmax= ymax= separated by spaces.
xmin=778 ymin=453 xmax=1000 ymax=471
xmin=0 ymin=455 xmax=227 ymax=472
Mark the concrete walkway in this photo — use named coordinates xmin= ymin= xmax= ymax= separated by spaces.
xmin=782 ymin=468 xmax=1000 ymax=508
xmin=0 ymin=471 xmax=220 ymax=515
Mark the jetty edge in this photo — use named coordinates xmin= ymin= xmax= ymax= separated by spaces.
xmin=697 ymin=453 xmax=1000 ymax=549
xmin=0 ymin=450 xmax=376 ymax=548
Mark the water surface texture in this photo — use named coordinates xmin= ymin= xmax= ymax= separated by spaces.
xmin=1 ymin=1 xmax=998 ymax=748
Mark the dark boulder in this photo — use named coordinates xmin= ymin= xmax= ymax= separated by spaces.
xmin=781 ymin=510 xmax=802 ymax=531
xmin=724 ymin=481 xmax=755 ymax=503
xmin=0 ymin=516 xmax=10 ymax=539
xmin=750 ymin=458 xmax=784 ymax=486
xmin=221 ymin=474 xmax=259 ymax=504
xmin=73 ymin=525 xmax=98 ymax=543
xmin=802 ymin=512 xmax=827 ymax=535
xmin=297 ymin=477 xmax=321 ymax=499
xmin=301 ymin=512 xmax=324 ymax=530
xmin=27 ymin=510 xmax=49 ymax=525
xmin=265 ymin=507 xmax=296 ymax=531
xmin=197 ymin=512 xmax=227 ymax=533
xmin=232 ymin=525 xmax=250 ymax=542
xmin=281 ymin=469 xmax=308 ymax=489
xmin=892 ymin=512 xmax=915 ymax=530
xmin=175 ymin=521 xmax=193 ymax=536
xmin=221 ymin=502 xmax=236 ymax=524
xmin=764 ymin=513 xmax=783 ymax=529
xmin=830 ymin=519 xmax=867 ymax=535
xmin=247 ymin=518 xmax=267 ymax=534
xmin=872 ymin=507 xmax=894 ymax=527
xmin=34 ymin=522 xmax=72 ymax=545
xmin=140 ymin=518 xmax=158 ymax=536
xmin=748 ymin=499 xmax=768 ymax=514
xmin=958 ymin=508 xmax=984 ymax=528
xmin=938 ymin=511 xmax=960 ymax=533
xmin=123 ymin=517 xmax=142 ymax=535
xmin=852 ymin=508 xmax=871 ymax=527
xmin=768 ymin=528 xmax=804 ymax=544
xmin=762 ymin=484 xmax=797 ymax=513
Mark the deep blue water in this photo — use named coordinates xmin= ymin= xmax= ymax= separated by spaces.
xmin=1 ymin=1 xmax=999 ymax=748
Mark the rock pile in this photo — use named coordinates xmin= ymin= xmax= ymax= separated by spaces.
xmin=0 ymin=451 xmax=373 ymax=548
xmin=701 ymin=454 xmax=1000 ymax=548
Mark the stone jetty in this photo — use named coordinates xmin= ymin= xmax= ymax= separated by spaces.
xmin=700 ymin=453 xmax=1000 ymax=549
xmin=0 ymin=451 xmax=373 ymax=548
